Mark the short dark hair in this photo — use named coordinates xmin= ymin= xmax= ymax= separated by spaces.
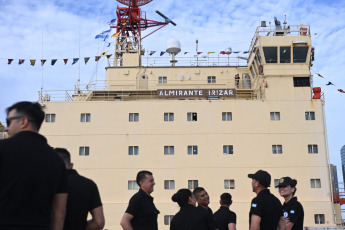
xmin=6 ymin=101 xmax=45 ymax=131
xmin=136 ymin=170 xmax=152 ymax=187
xmin=192 ymin=187 xmax=205 ymax=197
xmin=172 ymin=189 xmax=193 ymax=208
xmin=220 ymin=193 xmax=232 ymax=206
xmin=54 ymin=148 xmax=71 ymax=167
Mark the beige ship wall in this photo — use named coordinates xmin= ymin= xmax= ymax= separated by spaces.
xmin=40 ymin=98 xmax=335 ymax=229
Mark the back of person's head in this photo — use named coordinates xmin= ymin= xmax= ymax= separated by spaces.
xmin=54 ymin=147 xmax=71 ymax=168
xmin=136 ymin=170 xmax=152 ymax=187
xmin=6 ymin=101 xmax=45 ymax=131
xmin=172 ymin=189 xmax=192 ymax=208
xmin=192 ymin=187 xmax=205 ymax=197
xmin=220 ymin=193 xmax=232 ymax=206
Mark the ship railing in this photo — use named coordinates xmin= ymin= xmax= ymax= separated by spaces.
xmin=249 ymin=24 xmax=311 ymax=55
xmin=107 ymin=56 xmax=248 ymax=68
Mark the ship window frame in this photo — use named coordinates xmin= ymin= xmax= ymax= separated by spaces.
xmin=187 ymin=145 xmax=198 ymax=155
xmin=79 ymin=146 xmax=90 ymax=156
xmin=222 ymin=112 xmax=232 ymax=121
xmin=310 ymin=179 xmax=321 ymax=188
xmin=128 ymin=180 xmax=139 ymax=190
xmin=293 ymin=46 xmax=309 ymax=63
xmin=164 ymin=112 xmax=174 ymax=121
xmin=207 ymin=76 xmax=216 ymax=83
xmin=293 ymin=77 xmax=310 ymax=87
xmin=187 ymin=112 xmax=197 ymax=121
xmin=223 ymin=145 xmax=233 ymax=155
xmin=158 ymin=76 xmax=167 ymax=84
xmin=80 ymin=113 xmax=91 ymax=122
xmin=45 ymin=113 xmax=56 ymax=122
xmin=314 ymin=214 xmax=325 ymax=224
xmin=224 ymin=179 xmax=235 ymax=189
xmin=129 ymin=113 xmax=139 ymax=122
xmin=308 ymin=144 xmax=318 ymax=154
xmin=270 ymin=112 xmax=280 ymax=121
xmin=280 ymin=46 xmax=291 ymax=63
xmin=272 ymin=145 xmax=283 ymax=154
xmin=164 ymin=215 xmax=174 ymax=225
xmin=188 ymin=180 xmax=198 ymax=189
xmin=164 ymin=180 xmax=175 ymax=190
xmin=164 ymin=146 xmax=174 ymax=155
xmin=128 ymin=146 xmax=139 ymax=155
xmin=263 ymin=47 xmax=278 ymax=63
xmin=305 ymin=111 xmax=315 ymax=120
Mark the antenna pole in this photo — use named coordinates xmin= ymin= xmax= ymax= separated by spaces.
xmin=196 ymin=38 xmax=199 ymax=66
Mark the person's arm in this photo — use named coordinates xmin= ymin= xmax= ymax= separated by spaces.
xmin=50 ymin=193 xmax=68 ymax=230
xmin=120 ymin=213 xmax=134 ymax=230
xmin=277 ymin=216 xmax=286 ymax=230
xmin=86 ymin=206 xmax=105 ymax=230
xmin=228 ymin=223 xmax=236 ymax=230
xmin=250 ymin=214 xmax=261 ymax=230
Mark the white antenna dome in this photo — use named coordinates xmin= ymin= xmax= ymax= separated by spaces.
xmin=225 ymin=47 xmax=232 ymax=55
xmin=166 ymin=39 xmax=181 ymax=54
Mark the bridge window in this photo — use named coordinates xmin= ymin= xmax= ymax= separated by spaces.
xmin=263 ymin=47 xmax=277 ymax=63
xmin=293 ymin=46 xmax=309 ymax=63
xmin=280 ymin=46 xmax=291 ymax=63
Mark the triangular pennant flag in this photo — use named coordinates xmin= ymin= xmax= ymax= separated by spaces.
xmin=112 ymin=32 xmax=120 ymax=37
xmin=233 ymin=51 xmax=240 ymax=54
xmin=184 ymin=52 xmax=188 ymax=55
xmin=51 ymin=59 xmax=57 ymax=66
xmin=63 ymin=59 xmax=68 ymax=65
xmin=197 ymin=52 xmax=203 ymax=55
xmin=95 ymin=56 xmax=101 ymax=61
xmin=8 ymin=59 xmax=13 ymax=64
xmin=41 ymin=59 xmax=46 ymax=66
xmin=207 ymin=52 xmax=215 ymax=54
xmin=108 ymin=19 xmax=116 ymax=24
xmin=326 ymin=82 xmax=334 ymax=86
xmin=84 ymin=57 xmax=90 ymax=64
xmin=102 ymin=29 xmax=111 ymax=34
xmin=243 ymin=51 xmax=249 ymax=54
xmin=149 ymin=51 xmax=156 ymax=56
xmin=220 ymin=51 xmax=226 ymax=54
xmin=18 ymin=59 xmax=25 ymax=65
xmin=72 ymin=58 xmax=79 ymax=65
xmin=30 ymin=60 xmax=36 ymax=66
xmin=95 ymin=34 xmax=109 ymax=39
xmin=338 ymin=89 xmax=345 ymax=93
xmin=317 ymin=73 xmax=324 ymax=78
xmin=160 ymin=51 xmax=166 ymax=56
xmin=100 ymin=50 xmax=109 ymax=57
xmin=106 ymin=42 xmax=111 ymax=47
xmin=106 ymin=54 xmax=112 ymax=59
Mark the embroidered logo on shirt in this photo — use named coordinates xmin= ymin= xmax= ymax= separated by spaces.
xmin=284 ymin=212 xmax=288 ymax=218
xmin=290 ymin=210 xmax=295 ymax=214
xmin=252 ymin=203 xmax=257 ymax=207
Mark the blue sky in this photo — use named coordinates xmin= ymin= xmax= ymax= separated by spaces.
xmin=0 ymin=0 xmax=345 ymax=182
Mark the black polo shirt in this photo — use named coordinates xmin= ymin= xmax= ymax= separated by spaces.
xmin=63 ymin=169 xmax=102 ymax=230
xmin=249 ymin=189 xmax=283 ymax=230
xmin=170 ymin=204 xmax=214 ymax=230
xmin=197 ymin=205 xmax=218 ymax=230
xmin=0 ymin=131 xmax=67 ymax=229
xmin=214 ymin=206 xmax=236 ymax=230
xmin=125 ymin=188 xmax=159 ymax=230
xmin=282 ymin=197 xmax=304 ymax=230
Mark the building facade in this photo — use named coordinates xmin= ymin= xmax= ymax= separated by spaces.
xmin=38 ymin=23 xmax=340 ymax=229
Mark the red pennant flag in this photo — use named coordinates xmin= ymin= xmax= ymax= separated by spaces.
xmin=338 ymin=89 xmax=345 ymax=93
xmin=8 ymin=59 xmax=13 ymax=64
xmin=18 ymin=59 xmax=25 ymax=65
xmin=220 ymin=51 xmax=226 ymax=54
xmin=63 ymin=59 xmax=68 ymax=65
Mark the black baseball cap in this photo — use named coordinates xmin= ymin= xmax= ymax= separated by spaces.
xmin=275 ymin=177 xmax=297 ymax=188
xmin=248 ymin=170 xmax=271 ymax=188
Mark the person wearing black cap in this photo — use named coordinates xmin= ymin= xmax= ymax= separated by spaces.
xmin=248 ymin=170 xmax=285 ymax=230
xmin=276 ymin=177 xmax=304 ymax=230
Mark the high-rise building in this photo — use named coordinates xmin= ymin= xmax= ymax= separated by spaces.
xmin=330 ymin=164 xmax=339 ymax=195
xmin=341 ymin=145 xmax=345 ymax=184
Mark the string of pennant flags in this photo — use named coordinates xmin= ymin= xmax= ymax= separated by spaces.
xmin=313 ymin=71 xmax=345 ymax=94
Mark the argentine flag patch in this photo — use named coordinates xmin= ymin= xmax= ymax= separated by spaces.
xmin=252 ymin=203 xmax=257 ymax=208
xmin=290 ymin=210 xmax=295 ymax=214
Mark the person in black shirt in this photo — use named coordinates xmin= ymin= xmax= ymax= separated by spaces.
xmin=55 ymin=148 xmax=105 ymax=230
xmin=276 ymin=177 xmax=304 ymax=230
xmin=248 ymin=170 xmax=285 ymax=230
xmin=0 ymin=101 xmax=67 ymax=230
xmin=214 ymin=193 xmax=236 ymax=230
xmin=193 ymin=187 xmax=219 ymax=230
xmin=120 ymin=170 xmax=159 ymax=230
xmin=170 ymin=188 xmax=214 ymax=230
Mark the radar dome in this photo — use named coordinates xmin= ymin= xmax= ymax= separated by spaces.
xmin=166 ymin=39 xmax=181 ymax=54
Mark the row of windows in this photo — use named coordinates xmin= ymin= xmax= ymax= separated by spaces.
xmin=158 ymin=76 xmax=218 ymax=84
xmin=163 ymin=214 xmax=326 ymax=225
xmin=263 ymin=46 xmax=309 ymax=64
xmin=78 ymin=144 xmax=319 ymax=156
xmin=127 ymin=178 xmax=321 ymax=191
xmin=45 ymin=111 xmax=316 ymax=123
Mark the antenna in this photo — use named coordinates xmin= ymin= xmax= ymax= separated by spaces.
xmin=155 ymin=11 xmax=177 ymax=26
